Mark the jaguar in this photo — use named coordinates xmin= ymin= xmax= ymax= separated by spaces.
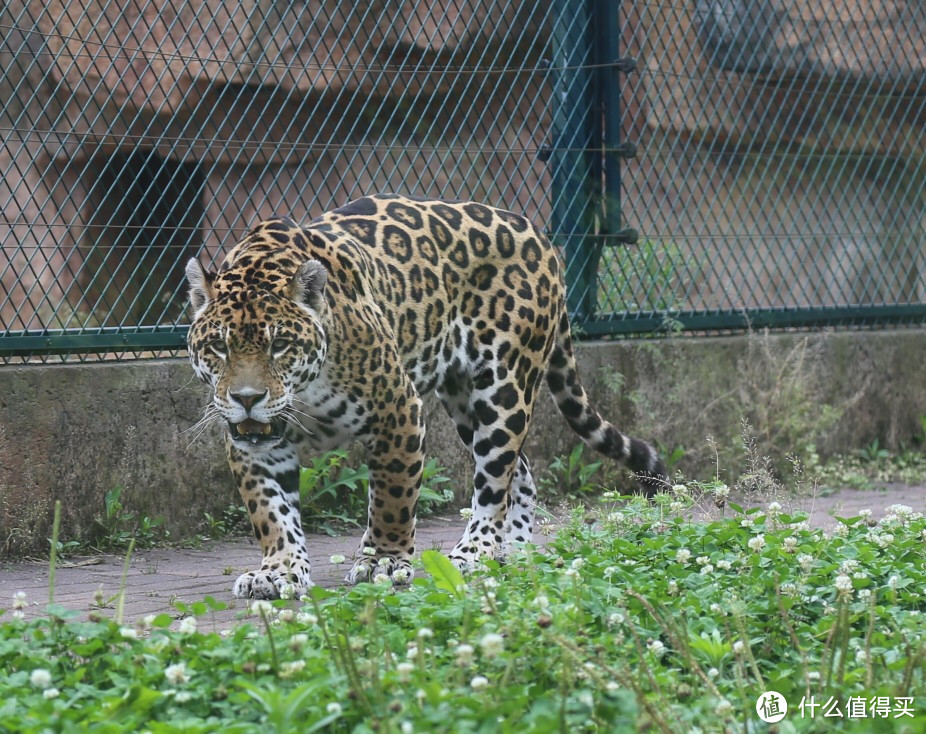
xmin=185 ymin=194 xmax=667 ymax=598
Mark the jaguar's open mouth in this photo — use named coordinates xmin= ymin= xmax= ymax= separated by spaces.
xmin=228 ymin=418 xmax=287 ymax=445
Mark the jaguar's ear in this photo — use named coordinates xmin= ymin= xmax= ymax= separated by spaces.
xmin=290 ymin=259 xmax=328 ymax=310
xmin=185 ymin=258 xmax=215 ymax=316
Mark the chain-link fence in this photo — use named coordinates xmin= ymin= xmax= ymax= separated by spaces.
xmin=1 ymin=1 xmax=923 ymax=360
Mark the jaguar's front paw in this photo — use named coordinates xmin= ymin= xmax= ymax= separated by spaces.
xmin=232 ymin=562 xmax=313 ymax=600
xmin=346 ymin=553 xmax=414 ymax=586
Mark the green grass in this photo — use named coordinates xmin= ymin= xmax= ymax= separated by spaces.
xmin=3 ymin=491 xmax=924 ymax=732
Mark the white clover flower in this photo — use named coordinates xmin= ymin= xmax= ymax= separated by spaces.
xmin=329 ymin=554 xmax=346 ymax=564
xmin=534 ymin=594 xmax=550 ymax=609
xmin=607 ymin=611 xmax=625 ymax=627
xmin=808 ymin=671 xmax=821 ymax=682
xmin=833 ymin=523 xmax=850 ymax=537
xmin=858 ymin=588 xmax=872 ymax=602
xmin=279 ymin=660 xmax=306 ymax=678
xmin=406 ymin=645 xmax=418 ymax=660
xmin=667 ymin=580 xmax=679 ymax=595
xmin=297 ymin=612 xmax=318 ymax=625
xmin=470 ymin=675 xmax=489 ymax=691
xmin=30 ymin=669 xmax=52 ymax=689
xmin=396 ymin=662 xmax=415 ymax=682
xmin=119 ymin=627 xmax=138 ymax=640
xmin=327 ymin=702 xmax=342 ymax=715
xmin=672 ymin=484 xmax=687 ymax=495
xmin=715 ymin=699 xmax=733 ymax=717
xmin=459 ymin=508 xmax=474 ymax=520
xmin=840 ymin=559 xmax=859 ymax=574
xmin=362 ymin=546 xmax=377 ymax=556
xmin=275 ymin=609 xmax=294 ymax=624
xmin=876 ymin=533 xmax=895 ymax=548
xmin=780 ymin=582 xmax=797 ymax=597
xmin=782 ymin=536 xmax=798 ymax=553
xmin=290 ymin=633 xmax=309 ymax=650
xmin=455 ymin=643 xmax=475 ymax=666
xmin=790 ymin=521 xmax=810 ymax=532
xmin=178 ymin=616 xmax=198 ymax=635
xmin=712 ymin=484 xmax=730 ymax=500
xmin=700 ymin=564 xmax=714 ymax=575
xmin=43 ymin=688 xmax=60 ymax=700
xmin=647 ymin=639 xmax=666 ymax=657
xmin=12 ymin=591 xmax=27 ymax=611
xmin=887 ymin=575 xmax=901 ymax=589
xmin=675 ymin=548 xmax=691 ymax=564
xmin=602 ymin=566 xmax=618 ymax=579
xmin=855 ymin=649 xmax=867 ymax=665
xmin=835 ymin=574 xmax=853 ymax=598
xmin=716 ymin=559 xmax=732 ymax=571
xmin=479 ymin=632 xmax=505 ymax=658
xmin=164 ymin=662 xmax=190 ymax=685
xmin=392 ymin=568 xmax=410 ymax=584
xmin=669 ymin=501 xmax=684 ymax=515
xmin=747 ymin=534 xmax=766 ymax=552
xmin=563 ymin=568 xmax=579 ymax=579
xmin=708 ymin=667 xmax=719 ymax=678
xmin=278 ymin=583 xmax=296 ymax=600
xmin=417 ymin=627 xmax=433 ymax=640
xmin=797 ymin=554 xmax=814 ymax=572
xmin=175 ymin=691 xmax=193 ymax=703
xmin=859 ymin=509 xmax=873 ymax=519
xmin=142 ymin=614 xmax=157 ymax=629
xmin=696 ymin=555 xmax=710 ymax=566
xmin=373 ymin=573 xmax=391 ymax=585
xmin=570 ymin=558 xmax=585 ymax=571
xmin=605 ymin=681 xmax=620 ymax=692
xmin=250 ymin=600 xmax=273 ymax=618
xmin=401 ymin=722 xmax=414 ymax=734
xmin=767 ymin=501 xmax=782 ymax=513
xmin=732 ymin=641 xmax=745 ymax=654
xmin=740 ymin=517 xmax=753 ymax=528
xmin=709 ymin=603 xmax=722 ymax=614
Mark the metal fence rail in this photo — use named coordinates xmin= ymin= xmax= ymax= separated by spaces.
xmin=1 ymin=1 xmax=923 ymax=360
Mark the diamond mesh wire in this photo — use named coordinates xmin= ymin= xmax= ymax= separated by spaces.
xmin=0 ymin=1 xmax=923 ymax=362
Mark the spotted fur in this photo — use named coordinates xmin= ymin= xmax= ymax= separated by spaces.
xmin=185 ymin=194 xmax=667 ymax=599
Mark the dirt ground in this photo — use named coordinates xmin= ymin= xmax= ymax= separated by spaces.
xmin=2 ymin=484 xmax=923 ymax=629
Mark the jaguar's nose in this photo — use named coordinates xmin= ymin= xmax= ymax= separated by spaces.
xmin=229 ymin=389 xmax=269 ymax=413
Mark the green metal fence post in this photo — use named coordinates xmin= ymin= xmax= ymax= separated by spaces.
xmin=550 ymin=0 xmax=599 ymax=322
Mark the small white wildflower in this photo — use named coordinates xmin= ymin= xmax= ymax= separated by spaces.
xmin=669 ymin=501 xmax=684 ymax=515
xmin=667 ymin=580 xmax=679 ymax=595
xmin=459 ymin=508 xmax=474 ymax=520
xmin=602 ymin=566 xmax=618 ymax=579
xmin=835 ymin=574 xmax=853 ymax=598
xmin=740 ymin=517 xmax=753 ymax=528
xmin=647 ymin=639 xmax=666 ymax=657
xmin=12 ymin=591 xmax=27 ymax=611
xmin=401 ymin=722 xmax=414 ymax=734
xmin=290 ymin=633 xmax=309 ymax=650
xmin=455 ymin=643 xmax=475 ymax=666
xmin=392 ymin=568 xmax=410 ymax=583
xmin=709 ymin=603 xmax=722 ymax=614
xmin=747 ymin=534 xmax=766 ymax=552
xmin=858 ymin=588 xmax=872 ymax=602
xmin=42 ymin=688 xmax=60 ymax=700
xmin=672 ymin=483 xmax=687 ymax=495
xmin=732 ymin=640 xmax=745 ymax=654
xmin=700 ymin=564 xmax=714 ymax=575
xmin=30 ymin=669 xmax=52 ymax=689
xmin=833 ymin=523 xmax=850 ymax=537
xmin=278 ymin=583 xmax=296 ymax=600
xmin=716 ymin=559 xmax=732 ymax=571
xmin=329 ymin=554 xmax=346 ymax=564
xmin=570 ymin=558 xmax=585 ymax=571
xmin=563 ymin=568 xmax=579 ymax=579
xmin=696 ymin=555 xmax=710 ymax=566
xmin=782 ymin=536 xmax=798 ymax=553
xmin=712 ymin=484 xmax=730 ymax=500
xmin=708 ymin=668 xmax=719 ymax=678
xmin=607 ymin=611 xmax=625 ymax=627
xmin=534 ymin=594 xmax=550 ymax=609
xmin=164 ymin=662 xmax=190 ymax=685
xmin=675 ymin=548 xmax=691 ymax=564
xmin=406 ymin=645 xmax=418 ymax=660
xmin=790 ymin=521 xmax=809 ymax=532
xmin=859 ymin=509 xmax=872 ymax=519
xmin=767 ymin=501 xmax=782 ymax=513
xmin=887 ymin=575 xmax=901 ymax=589
xmin=279 ymin=660 xmax=306 ymax=678
xmin=876 ymin=532 xmax=895 ymax=548
xmin=362 ymin=546 xmax=377 ymax=556
xmin=178 ymin=616 xmax=198 ymax=635
xmin=808 ymin=671 xmax=821 ymax=682
xmin=823 ymin=603 xmax=837 ymax=616
xmin=250 ymin=600 xmax=273 ymax=618
xmin=142 ymin=614 xmax=156 ymax=629
xmin=470 ymin=675 xmax=489 ymax=691
xmin=417 ymin=627 xmax=433 ymax=640
xmin=277 ymin=609 xmax=295 ymax=623
xmin=326 ymin=702 xmax=342 ymax=715
xmin=396 ymin=662 xmax=415 ymax=682
xmin=605 ymin=681 xmax=620 ymax=692
xmin=415 ymin=688 xmax=426 ymax=704
xmin=296 ymin=612 xmax=318 ymax=625
xmin=855 ymin=649 xmax=867 ymax=665
xmin=840 ymin=559 xmax=859 ymax=574
xmin=175 ymin=690 xmax=193 ymax=703
xmin=797 ymin=554 xmax=814 ymax=572
xmin=479 ymin=632 xmax=505 ymax=658
xmin=715 ymin=699 xmax=733 ymax=717
xmin=780 ymin=582 xmax=797 ymax=597
xmin=373 ymin=573 xmax=391 ymax=585
xmin=119 ymin=627 xmax=138 ymax=640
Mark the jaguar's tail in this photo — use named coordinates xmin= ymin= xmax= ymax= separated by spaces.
xmin=545 ymin=313 xmax=667 ymax=496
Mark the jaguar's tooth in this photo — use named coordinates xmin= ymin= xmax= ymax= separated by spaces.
xmin=237 ymin=423 xmax=246 ymax=435
xmin=262 ymin=424 xmax=272 ymax=435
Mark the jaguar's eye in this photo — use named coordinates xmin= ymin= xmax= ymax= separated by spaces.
xmin=271 ymin=338 xmax=290 ymax=355
xmin=209 ymin=339 xmax=228 ymax=357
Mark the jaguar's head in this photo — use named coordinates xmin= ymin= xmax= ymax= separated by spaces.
xmin=184 ymin=256 xmax=328 ymax=449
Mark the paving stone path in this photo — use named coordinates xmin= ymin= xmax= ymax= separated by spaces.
xmin=2 ymin=485 xmax=922 ymax=628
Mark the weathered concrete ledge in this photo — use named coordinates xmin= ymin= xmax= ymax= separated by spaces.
xmin=2 ymin=329 xmax=924 ymax=558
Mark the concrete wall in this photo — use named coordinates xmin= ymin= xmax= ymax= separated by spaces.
xmin=2 ymin=329 xmax=924 ymax=558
